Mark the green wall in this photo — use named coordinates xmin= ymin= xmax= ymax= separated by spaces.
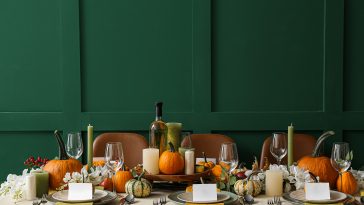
xmin=1 ymin=0 xmax=363 ymax=180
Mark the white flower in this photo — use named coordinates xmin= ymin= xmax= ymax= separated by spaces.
xmin=0 ymin=169 xmax=28 ymax=202
xmin=60 ymin=165 xmax=109 ymax=189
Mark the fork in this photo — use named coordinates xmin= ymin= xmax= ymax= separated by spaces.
xmin=159 ymin=196 xmax=167 ymax=205
xmin=273 ymin=196 xmax=281 ymax=205
xmin=153 ymin=199 xmax=159 ymax=205
xmin=267 ymin=199 xmax=274 ymax=205
xmin=40 ymin=194 xmax=48 ymax=204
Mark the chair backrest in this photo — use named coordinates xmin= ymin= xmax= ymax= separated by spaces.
xmin=93 ymin=133 xmax=148 ymax=168
xmin=259 ymin=133 xmax=317 ymax=168
xmin=191 ymin=134 xmax=235 ymax=160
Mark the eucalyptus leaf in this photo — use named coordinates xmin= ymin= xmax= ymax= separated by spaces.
xmin=219 ymin=182 xmax=226 ymax=190
xmin=229 ymin=176 xmax=237 ymax=185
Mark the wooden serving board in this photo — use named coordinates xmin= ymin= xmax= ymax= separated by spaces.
xmin=144 ymin=170 xmax=211 ymax=182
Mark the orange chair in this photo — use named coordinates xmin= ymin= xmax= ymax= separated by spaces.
xmin=93 ymin=133 xmax=148 ymax=168
xmin=259 ymin=134 xmax=316 ymax=169
xmin=191 ymin=134 xmax=235 ymax=160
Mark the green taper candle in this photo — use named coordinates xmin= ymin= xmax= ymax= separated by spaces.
xmin=288 ymin=123 xmax=294 ymax=166
xmin=87 ymin=124 xmax=93 ymax=170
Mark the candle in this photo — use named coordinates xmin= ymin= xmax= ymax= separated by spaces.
xmin=166 ymin=122 xmax=182 ymax=150
xmin=87 ymin=124 xmax=93 ymax=170
xmin=25 ymin=174 xmax=36 ymax=200
xmin=185 ymin=150 xmax=194 ymax=175
xmin=178 ymin=147 xmax=195 ymax=159
xmin=143 ymin=148 xmax=159 ymax=175
xmin=265 ymin=170 xmax=283 ymax=196
xmin=31 ymin=170 xmax=49 ymax=198
xmin=288 ymin=123 xmax=294 ymax=166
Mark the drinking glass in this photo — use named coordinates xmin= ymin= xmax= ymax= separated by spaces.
xmin=66 ymin=132 xmax=83 ymax=159
xmin=180 ymin=132 xmax=192 ymax=149
xmin=331 ymin=142 xmax=351 ymax=192
xmin=104 ymin=142 xmax=124 ymax=193
xmin=219 ymin=142 xmax=239 ymax=192
xmin=270 ymin=132 xmax=287 ymax=165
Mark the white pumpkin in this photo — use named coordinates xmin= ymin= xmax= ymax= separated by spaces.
xmin=234 ymin=171 xmax=262 ymax=196
xmin=125 ymin=178 xmax=152 ymax=198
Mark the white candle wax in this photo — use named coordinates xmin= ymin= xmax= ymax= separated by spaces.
xmin=143 ymin=148 xmax=159 ymax=175
xmin=185 ymin=150 xmax=194 ymax=175
xmin=25 ymin=174 xmax=36 ymax=200
xmin=265 ymin=170 xmax=283 ymax=196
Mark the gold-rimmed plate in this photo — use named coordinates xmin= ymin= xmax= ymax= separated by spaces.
xmin=289 ymin=189 xmax=347 ymax=204
xmin=52 ymin=189 xmax=108 ymax=203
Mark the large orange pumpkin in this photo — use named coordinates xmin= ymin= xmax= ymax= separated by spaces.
xmin=297 ymin=131 xmax=338 ymax=189
xmin=43 ymin=130 xmax=83 ymax=189
xmin=113 ymin=165 xmax=133 ymax=193
xmin=337 ymin=172 xmax=358 ymax=195
xmin=159 ymin=142 xmax=184 ymax=174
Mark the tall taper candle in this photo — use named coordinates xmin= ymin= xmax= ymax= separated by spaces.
xmin=288 ymin=123 xmax=294 ymax=166
xmin=87 ymin=124 xmax=93 ymax=170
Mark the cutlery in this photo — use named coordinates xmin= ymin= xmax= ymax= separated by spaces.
xmin=159 ymin=196 xmax=167 ymax=204
xmin=153 ymin=199 xmax=159 ymax=205
xmin=40 ymin=194 xmax=47 ymax=204
xmin=32 ymin=201 xmax=39 ymax=205
xmin=273 ymin=196 xmax=281 ymax=205
xmin=267 ymin=199 xmax=274 ymax=205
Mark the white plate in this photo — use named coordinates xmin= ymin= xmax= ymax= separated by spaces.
xmin=177 ymin=192 xmax=230 ymax=203
xmin=52 ymin=189 xmax=108 ymax=203
xmin=289 ymin=189 xmax=347 ymax=204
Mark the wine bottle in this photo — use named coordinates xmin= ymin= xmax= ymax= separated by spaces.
xmin=149 ymin=102 xmax=168 ymax=155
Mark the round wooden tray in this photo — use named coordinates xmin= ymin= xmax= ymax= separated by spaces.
xmin=144 ymin=170 xmax=211 ymax=182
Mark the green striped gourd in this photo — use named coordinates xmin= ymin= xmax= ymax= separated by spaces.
xmin=125 ymin=171 xmax=152 ymax=198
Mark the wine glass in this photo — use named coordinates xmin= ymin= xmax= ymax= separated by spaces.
xmin=104 ymin=142 xmax=124 ymax=193
xmin=66 ymin=132 xmax=83 ymax=159
xmin=270 ymin=132 xmax=287 ymax=165
xmin=331 ymin=142 xmax=351 ymax=192
xmin=219 ymin=142 xmax=239 ymax=192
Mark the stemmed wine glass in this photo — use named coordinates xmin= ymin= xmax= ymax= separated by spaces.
xmin=219 ymin=142 xmax=239 ymax=192
xmin=331 ymin=142 xmax=352 ymax=192
xmin=270 ymin=132 xmax=287 ymax=165
xmin=66 ymin=132 xmax=83 ymax=159
xmin=105 ymin=142 xmax=124 ymax=193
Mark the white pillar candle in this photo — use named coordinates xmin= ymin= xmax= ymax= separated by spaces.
xmin=143 ymin=148 xmax=159 ymax=175
xmin=185 ymin=150 xmax=194 ymax=175
xmin=25 ymin=174 xmax=36 ymax=200
xmin=265 ymin=170 xmax=283 ymax=196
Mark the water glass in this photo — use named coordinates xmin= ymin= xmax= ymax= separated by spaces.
xmin=105 ymin=142 xmax=124 ymax=193
xmin=270 ymin=132 xmax=287 ymax=165
xmin=66 ymin=132 xmax=83 ymax=159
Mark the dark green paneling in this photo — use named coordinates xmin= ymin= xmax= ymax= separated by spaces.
xmin=80 ymin=0 xmax=193 ymax=112
xmin=0 ymin=132 xmax=59 ymax=176
xmin=212 ymin=0 xmax=324 ymax=112
xmin=0 ymin=0 xmax=62 ymax=112
xmin=1 ymin=0 xmax=364 ymax=181
xmin=343 ymin=0 xmax=364 ymax=111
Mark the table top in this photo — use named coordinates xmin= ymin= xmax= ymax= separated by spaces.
xmin=0 ymin=189 xmax=361 ymax=205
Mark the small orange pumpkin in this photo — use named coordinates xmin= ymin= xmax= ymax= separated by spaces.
xmin=297 ymin=131 xmax=338 ymax=188
xmin=159 ymin=142 xmax=184 ymax=174
xmin=113 ymin=164 xmax=133 ymax=193
xmin=337 ymin=172 xmax=358 ymax=195
xmin=43 ymin=130 xmax=83 ymax=189
xmin=211 ymin=162 xmax=230 ymax=182
xmin=197 ymin=152 xmax=215 ymax=169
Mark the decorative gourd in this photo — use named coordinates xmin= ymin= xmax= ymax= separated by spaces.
xmin=337 ymin=172 xmax=358 ymax=195
xmin=43 ymin=130 xmax=83 ymax=189
xmin=234 ymin=172 xmax=262 ymax=196
xmin=113 ymin=164 xmax=133 ymax=193
xmin=159 ymin=142 xmax=184 ymax=174
xmin=297 ymin=131 xmax=338 ymax=188
xmin=125 ymin=171 xmax=152 ymax=198
xmin=197 ymin=152 xmax=215 ymax=169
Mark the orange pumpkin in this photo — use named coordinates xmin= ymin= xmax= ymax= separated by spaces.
xmin=159 ymin=142 xmax=184 ymax=174
xmin=113 ymin=165 xmax=133 ymax=193
xmin=297 ymin=131 xmax=338 ymax=188
xmin=337 ymin=172 xmax=358 ymax=195
xmin=43 ymin=130 xmax=83 ymax=189
xmin=211 ymin=163 xmax=230 ymax=182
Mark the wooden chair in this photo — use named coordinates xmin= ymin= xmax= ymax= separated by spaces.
xmin=259 ymin=134 xmax=316 ymax=169
xmin=191 ymin=134 xmax=235 ymax=160
xmin=93 ymin=133 xmax=148 ymax=168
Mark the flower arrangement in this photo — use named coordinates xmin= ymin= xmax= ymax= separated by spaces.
xmin=0 ymin=169 xmax=28 ymax=202
xmin=57 ymin=166 xmax=109 ymax=190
